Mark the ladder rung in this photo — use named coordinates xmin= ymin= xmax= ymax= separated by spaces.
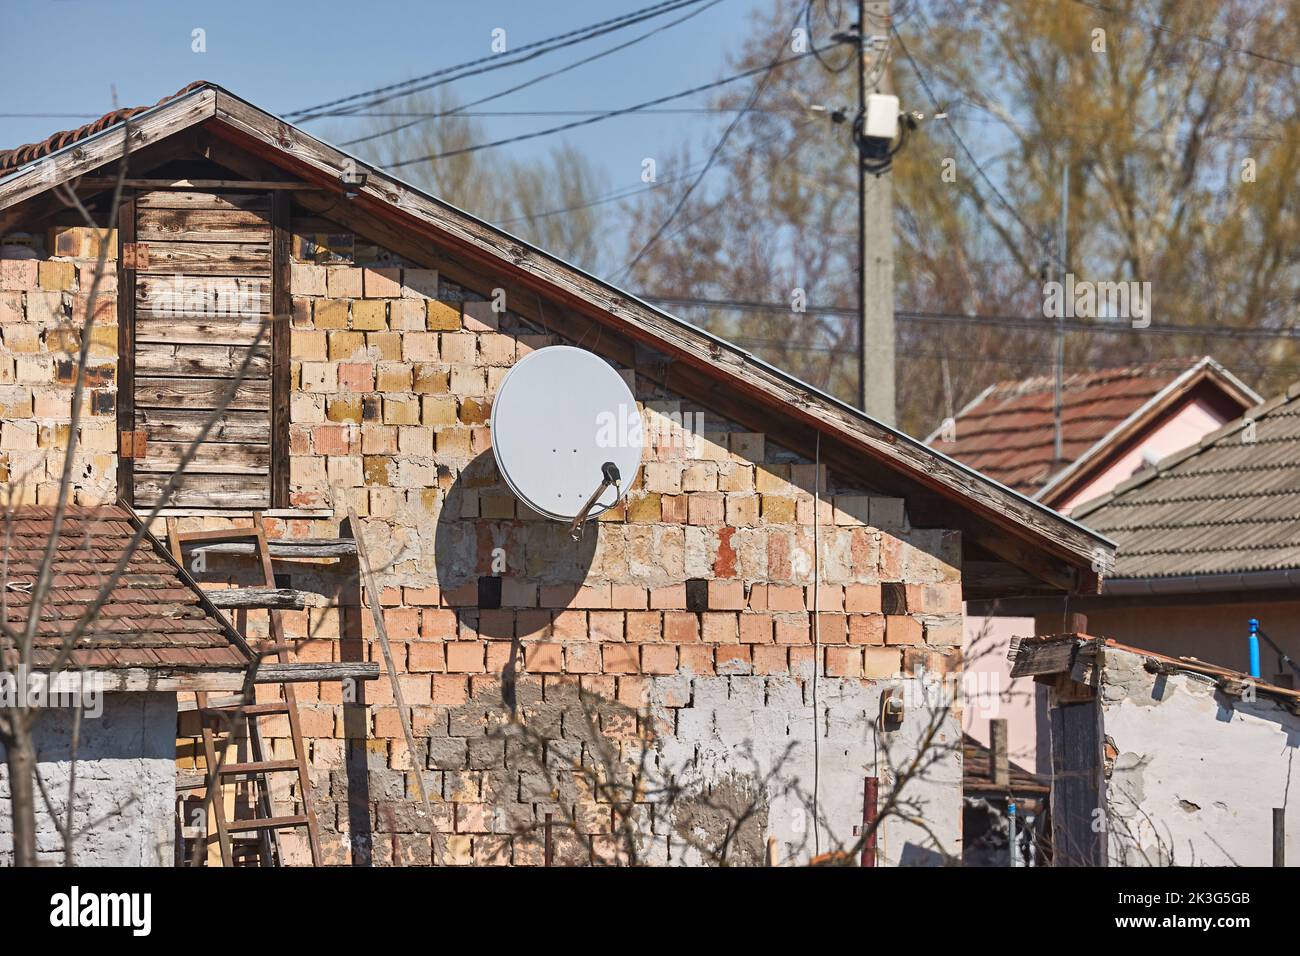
xmin=205 ymin=587 xmax=308 ymax=611
xmin=225 ymin=815 xmax=309 ymax=834
xmin=201 ymin=701 xmax=291 ymax=719
xmin=177 ymin=528 xmax=262 ymax=543
xmin=219 ymin=760 xmax=299 ymax=776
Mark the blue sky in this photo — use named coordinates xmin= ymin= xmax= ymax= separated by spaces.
xmin=0 ymin=0 xmax=773 ymax=210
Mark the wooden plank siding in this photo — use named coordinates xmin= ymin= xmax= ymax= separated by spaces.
xmin=129 ymin=188 xmax=277 ymax=510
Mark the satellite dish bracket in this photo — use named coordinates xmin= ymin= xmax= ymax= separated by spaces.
xmin=568 ymin=462 xmax=621 ymax=541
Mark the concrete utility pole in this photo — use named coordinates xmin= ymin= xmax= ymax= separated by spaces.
xmin=859 ymin=0 xmax=895 ymax=426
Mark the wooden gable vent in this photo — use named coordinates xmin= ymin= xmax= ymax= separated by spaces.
xmin=118 ymin=188 xmax=286 ymax=511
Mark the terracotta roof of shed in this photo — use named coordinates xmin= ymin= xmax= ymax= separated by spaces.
xmin=927 ymin=358 xmax=1251 ymax=498
xmin=0 ymin=81 xmax=210 ymax=173
xmin=0 ymin=504 xmax=251 ymax=672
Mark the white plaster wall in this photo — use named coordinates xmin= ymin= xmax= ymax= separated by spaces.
xmin=0 ymin=692 xmax=177 ymax=866
xmin=644 ymin=674 xmax=962 ymax=866
xmin=1101 ymin=649 xmax=1300 ymax=867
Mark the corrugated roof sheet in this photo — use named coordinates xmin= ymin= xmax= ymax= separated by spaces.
xmin=929 ymin=360 xmax=1200 ymax=496
xmin=1073 ymin=384 xmax=1300 ymax=579
xmin=0 ymin=504 xmax=249 ymax=671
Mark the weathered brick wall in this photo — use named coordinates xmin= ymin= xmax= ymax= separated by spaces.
xmin=0 ymin=230 xmax=119 ymax=508
xmin=3 ymin=218 xmax=965 ymax=865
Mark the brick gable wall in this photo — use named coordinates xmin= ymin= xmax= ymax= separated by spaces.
xmin=1 ymin=216 xmax=964 ymax=865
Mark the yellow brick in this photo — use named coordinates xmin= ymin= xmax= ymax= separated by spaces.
xmin=38 ymin=260 xmax=76 ymax=291
xmin=292 ymin=329 xmax=328 ymax=361
xmin=368 ymin=331 xmax=401 ymax=361
xmin=458 ymin=397 xmax=490 ymax=424
xmin=412 ymin=364 xmax=449 ymax=393
xmin=383 ymin=395 xmax=420 ymax=425
xmin=363 ymin=455 xmax=393 ymax=486
xmin=376 ymin=362 xmax=412 ymax=392
xmin=422 ymin=395 xmax=457 ymax=425
xmin=327 ymin=397 xmax=363 ymax=423
xmin=426 ymin=300 xmax=461 ymax=330
xmin=329 ymin=331 xmax=366 ymax=361
xmin=435 ymin=426 xmax=472 ymax=457
xmin=314 ymin=299 xmax=350 ymax=329
xmin=351 ymin=299 xmax=388 ymax=331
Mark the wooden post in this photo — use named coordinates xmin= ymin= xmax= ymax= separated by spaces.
xmin=990 ymin=718 xmax=1009 ymax=788
xmin=1274 ymin=808 xmax=1285 ymax=867
xmin=346 ymin=504 xmax=437 ymax=838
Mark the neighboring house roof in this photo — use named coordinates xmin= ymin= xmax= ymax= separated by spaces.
xmin=927 ymin=358 xmax=1258 ymax=503
xmin=1071 ymin=382 xmax=1300 ymax=583
xmin=961 ymin=734 xmax=1048 ymax=796
xmin=0 ymin=82 xmax=1114 ymax=596
xmin=0 ymin=504 xmax=251 ymax=684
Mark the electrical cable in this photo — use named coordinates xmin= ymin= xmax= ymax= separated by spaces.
xmin=386 ymin=47 xmax=822 ymax=167
xmin=618 ymin=1 xmax=814 ymax=280
xmin=287 ymin=0 xmax=713 ymax=121
xmin=341 ymin=0 xmax=724 ymax=148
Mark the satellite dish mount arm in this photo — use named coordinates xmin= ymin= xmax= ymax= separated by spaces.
xmin=569 ymin=462 xmax=621 ymax=540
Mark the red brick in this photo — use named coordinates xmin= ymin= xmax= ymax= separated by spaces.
xmin=405 ymin=586 xmax=442 ymax=606
xmin=767 ymin=585 xmax=805 ymax=611
xmin=678 ymin=645 xmax=716 ymax=675
xmin=848 ymin=614 xmax=886 ymax=645
xmin=587 ymin=610 xmax=624 ymax=643
xmin=739 ymin=613 xmax=773 ymax=644
xmin=809 ymin=584 xmax=844 ymax=612
xmin=641 ymin=644 xmax=677 ymax=674
xmin=610 ymin=584 xmax=647 ymax=609
xmin=753 ymin=645 xmax=789 ymax=675
xmin=408 ymin=643 xmax=445 ymax=672
xmin=707 ymin=579 xmax=745 ymax=609
xmin=421 ymin=608 xmax=457 ymax=639
xmin=565 ymin=643 xmax=601 ymax=674
xmin=885 ymin=615 xmax=923 ymax=646
xmin=845 ymin=583 xmax=882 ymax=612
xmin=715 ymin=645 xmax=752 ymax=672
xmin=603 ymin=644 xmax=640 ymax=674
xmin=701 ymin=612 xmax=738 ymax=644
xmin=863 ymin=647 xmax=902 ymax=679
xmin=663 ymin=611 xmax=700 ymax=644
xmin=626 ymin=611 xmax=662 ymax=642
xmin=338 ymin=362 xmax=375 ymax=392
xmin=384 ymin=607 xmax=420 ymax=640
xmin=551 ymin=610 xmax=588 ymax=641
xmin=688 ymin=494 xmax=725 ymax=526
xmin=825 ymin=646 xmax=863 ymax=678
xmin=525 ymin=643 xmax=563 ymax=673
xmin=649 ymin=583 xmax=686 ymax=609
xmin=432 ymin=675 xmax=469 ymax=705
xmin=816 ymin=613 xmax=848 ymax=644
xmin=775 ymin=616 xmax=809 ymax=645
xmin=446 ymin=642 xmax=486 ymax=673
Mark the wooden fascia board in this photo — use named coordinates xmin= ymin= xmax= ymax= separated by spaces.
xmin=204 ymin=89 xmax=1110 ymax=581
xmin=0 ymin=88 xmax=216 ymax=214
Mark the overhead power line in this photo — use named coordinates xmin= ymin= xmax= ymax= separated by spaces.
xmin=642 ymin=294 xmax=1300 ymax=341
xmin=891 ymin=26 xmax=1064 ymax=277
xmin=386 ymin=47 xmax=822 ymax=168
xmin=618 ymin=0 xmax=815 ymax=280
xmin=287 ymin=0 xmax=713 ymax=121
xmin=342 ymin=0 xmax=724 ymax=148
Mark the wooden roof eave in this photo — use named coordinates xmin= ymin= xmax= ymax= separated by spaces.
xmin=0 ymin=83 xmax=1114 ymax=593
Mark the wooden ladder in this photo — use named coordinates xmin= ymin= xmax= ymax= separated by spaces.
xmin=167 ymin=516 xmax=323 ymax=867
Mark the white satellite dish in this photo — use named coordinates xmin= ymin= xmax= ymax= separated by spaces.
xmin=491 ymin=346 xmax=643 ymax=535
